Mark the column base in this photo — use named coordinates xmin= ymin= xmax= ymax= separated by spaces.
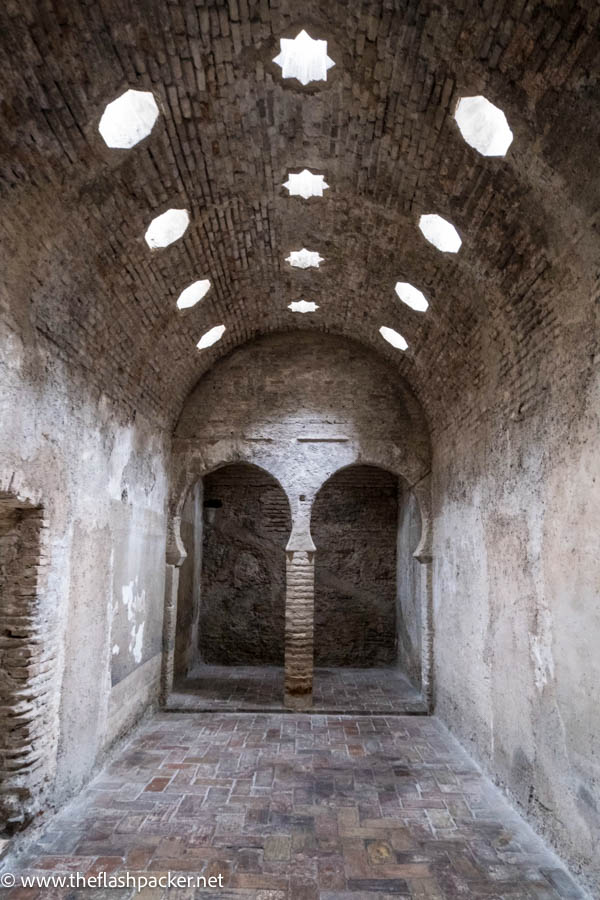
xmin=284 ymin=690 xmax=313 ymax=711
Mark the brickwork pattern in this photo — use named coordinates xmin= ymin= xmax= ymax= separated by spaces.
xmin=311 ymin=466 xmax=398 ymax=667
xmin=285 ymin=551 xmax=315 ymax=706
xmin=197 ymin=465 xmax=291 ymax=666
xmin=0 ymin=498 xmax=58 ymax=833
xmin=4 ymin=712 xmax=585 ymax=898
xmin=1 ymin=2 xmax=598 ymax=435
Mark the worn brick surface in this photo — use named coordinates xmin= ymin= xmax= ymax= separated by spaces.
xmin=1 ymin=1 xmax=598 ymax=434
xmin=5 ymin=712 xmax=585 ymax=899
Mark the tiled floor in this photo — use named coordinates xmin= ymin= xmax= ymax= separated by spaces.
xmin=3 ymin=713 xmax=585 ymax=899
xmin=169 ymin=666 xmax=427 ymax=714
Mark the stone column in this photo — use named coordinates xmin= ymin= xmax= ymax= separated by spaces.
xmin=284 ymin=549 xmax=315 ymax=709
xmin=160 ymin=562 xmax=181 ymax=704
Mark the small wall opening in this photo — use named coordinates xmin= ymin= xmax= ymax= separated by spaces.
xmin=0 ymin=496 xmax=53 ymax=835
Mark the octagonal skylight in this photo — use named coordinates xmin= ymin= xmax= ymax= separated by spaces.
xmin=98 ymin=89 xmax=159 ymax=149
xmin=379 ymin=326 xmax=408 ymax=351
xmin=144 ymin=208 xmax=190 ymax=249
xmin=395 ymin=282 xmax=429 ymax=312
xmin=455 ymin=96 xmax=513 ymax=157
xmin=418 ymin=214 xmax=462 ymax=253
xmin=273 ymin=30 xmax=335 ymax=85
xmin=283 ymin=169 xmax=329 ymax=199
xmin=288 ymin=300 xmax=319 ymax=314
xmin=286 ymin=248 xmax=324 ymax=269
xmin=196 ymin=324 xmax=225 ymax=350
xmin=177 ymin=279 xmax=211 ymax=310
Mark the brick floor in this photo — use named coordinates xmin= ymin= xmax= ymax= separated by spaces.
xmin=3 ymin=713 xmax=585 ymax=899
xmin=169 ymin=666 xmax=427 ymax=714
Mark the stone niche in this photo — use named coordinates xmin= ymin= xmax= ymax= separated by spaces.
xmin=0 ymin=495 xmax=58 ymax=834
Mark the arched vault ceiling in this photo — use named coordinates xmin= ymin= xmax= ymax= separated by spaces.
xmin=1 ymin=0 xmax=599 ymax=431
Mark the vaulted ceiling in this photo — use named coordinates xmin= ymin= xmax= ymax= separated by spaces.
xmin=1 ymin=0 xmax=599 ymax=432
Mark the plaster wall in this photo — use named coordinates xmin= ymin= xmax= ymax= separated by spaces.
xmin=173 ymin=332 xmax=431 ymax=549
xmin=0 ymin=320 xmax=169 ymax=811
xmin=433 ymin=367 xmax=600 ymax=894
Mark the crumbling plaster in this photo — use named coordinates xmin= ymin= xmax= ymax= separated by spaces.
xmin=0 ymin=319 xmax=169 ymax=817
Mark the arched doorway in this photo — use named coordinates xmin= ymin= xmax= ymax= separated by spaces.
xmin=310 ymin=464 xmax=425 ymax=709
xmin=172 ymin=463 xmax=292 ymax=708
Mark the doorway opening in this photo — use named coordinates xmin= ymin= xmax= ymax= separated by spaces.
xmin=172 ymin=463 xmax=291 ymax=709
xmin=310 ymin=465 xmax=425 ymax=711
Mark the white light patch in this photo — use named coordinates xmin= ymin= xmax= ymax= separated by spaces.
xmin=197 ymin=324 xmax=226 ymax=350
xmin=177 ymin=279 xmax=211 ymax=310
xmin=288 ymin=300 xmax=319 ymax=314
xmin=379 ymin=326 xmax=408 ymax=351
xmin=455 ymin=96 xmax=513 ymax=157
xmin=418 ymin=214 xmax=462 ymax=253
xmin=145 ymin=208 xmax=190 ymax=249
xmin=273 ymin=30 xmax=335 ymax=85
xmin=99 ymin=89 xmax=159 ymax=149
xmin=395 ymin=281 xmax=429 ymax=312
xmin=286 ymin=248 xmax=324 ymax=269
xmin=283 ymin=169 xmax=329 ymax=199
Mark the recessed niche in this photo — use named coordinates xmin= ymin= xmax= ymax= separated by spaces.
xmin=197 ymin=324 xmax=226 ymax=350
xmin=273 ymin=30 xmax=335 ymax=85
xmin=283 ymin=169 xmax=329 ymax=199
xmin=418 ymin=214 xmax=462 ymax=253
xmin=177 ymin=280 xmax=211 ymax=310
xmin=288 ymin=300 xmax=319 ymax=313
xmin=98 ymin=89 xmax=159 ymax=149
xmin=455 ymin=96 xmax=513 ymax=157
xmin=379 ymin=326 xmax=408 ymax=351
xmin=395 ymin=282 xmax=429 ymax=312
xmin=286 ymin=248 xmax=324 ymax=269
xmin=144 ymin=209 xmax=190 ymax=249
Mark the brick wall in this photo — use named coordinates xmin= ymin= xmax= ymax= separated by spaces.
xmin=311 ymin=466 xmax=397 ymax=667
xmin=197 ymin=464 xmax=291 ymax=665
xmin=0 ymin=499 xmax=56 ymax=833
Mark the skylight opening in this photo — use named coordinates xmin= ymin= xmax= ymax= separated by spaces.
xmin=286 ymin=248 xmax=324 ymax=269
xmin=379 ymin=326 xmax=408 ymax=351
xmin=395 ymin=282 xmax=429 ymax=312
xmin=288 ymin=300 xmax=319 ymax=314
xmin=418 ymin=214 xmax=462 ymax=253
xmin=283 ymin=169 xmax=329 ymax=199
xmin=455 ymin=96 xmax=513 ymax=157
xmin=273 ymin=30 xmax=335 ymax=85
xmin=144 ymin=208 xmax=190 ymax=249
xmin=176 ymin=279 xmax=211 ymax=310
xmin=98 ymin=89 xmax=159 ymax=149
xmin=196 ymin=324 xmax=226 ymax=350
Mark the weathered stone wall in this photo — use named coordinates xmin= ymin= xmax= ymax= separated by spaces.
xmin=396 ymin=484 xmax=424 ymax=686
xmin=173 ymin=483 xmax=202 ymax=680
xmin=0 ymin=316 xmax=169 ymax=815
xmin=311 ymin=466 xmax=397 ymax=667
xmin=433 ymin=356 xmax=600 ymax=894
xmin=197 ymin=464 xmax=290 ymax=665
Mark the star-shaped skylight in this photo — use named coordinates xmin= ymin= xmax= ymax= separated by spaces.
xmin=288 ymin=300 xmax=319 ymax=314
xmin=283 ymin=169 xmax=329 ymax=199
xmin=286 ymin=249 xmax=324 ymax=269
xmin=144 ymin=208 xmax=190 ymax=249
xmin=273 ymin=30 xmax=335 ymax=85
xmin=455 ymin=96 xmax=513 ymax=157
xmin=99 ymin=89 xmax=159 ymax=149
